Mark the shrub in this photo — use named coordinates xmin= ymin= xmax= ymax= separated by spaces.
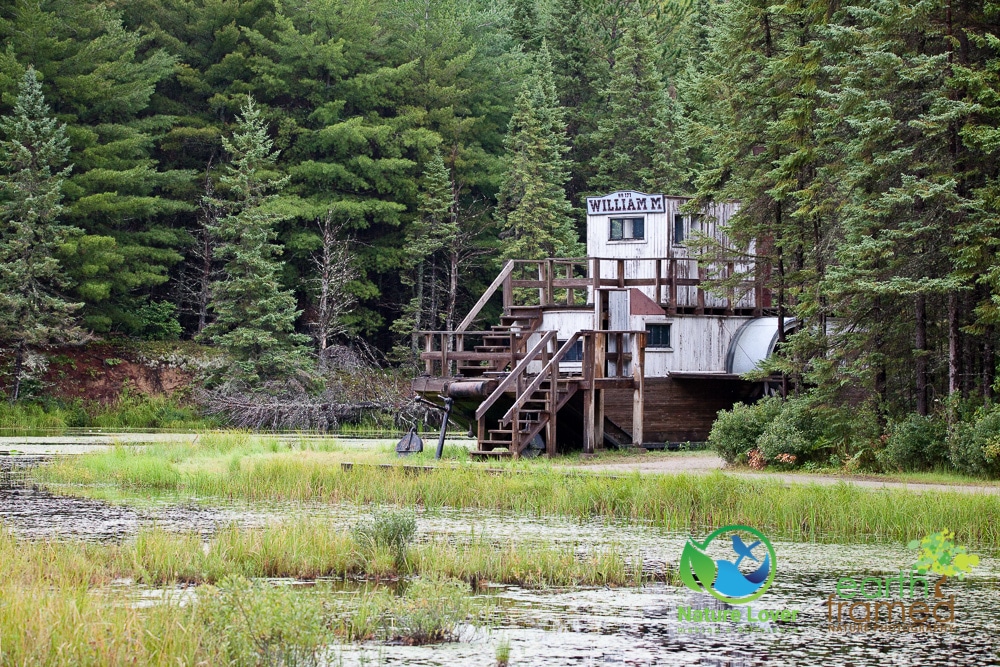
xmin=351 ymin=508 xmax=417 ymax=566
xmin=879 ymin=414 xmax=947 ymax=472
xmin=948 ymin=405 xmax=1000 ymax=478
xmin=757 ymin=414 xmax=810 ymax=463
xmin=708 ymin=397 xmax=783 ymax=464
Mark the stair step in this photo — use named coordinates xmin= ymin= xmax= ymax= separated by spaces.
xmin=470 ymin=450 xmax=512 ymax=458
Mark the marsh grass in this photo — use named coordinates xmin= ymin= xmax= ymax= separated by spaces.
xmin=0 ymin=394 xmax=213 ymax=432
xmin=33 ymin=433 xmax=1000 ymax=547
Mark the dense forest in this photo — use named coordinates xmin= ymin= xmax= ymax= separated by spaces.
xmin=3 ymin=0 xmax=1000 ymax=471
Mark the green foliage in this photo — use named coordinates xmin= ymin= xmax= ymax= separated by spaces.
xmin=496 ymin=45 xmax=583 ymax=261
xmin=908 ymin=529 xmax=980 ymax=579
xmin=0 ymin=67 xmax=82 ymax=347
xmin=708 ymin=397 xmax=783 ymax=464
xmin=588 ymin=13 xmax=688 ymax=194
xmin=880 ymin=414 xmax=949 ymax=472
xmin=199 ymin=96 xmax=310 ymax=383
xmin=351 ymin=507 xmax=417 ymax=566
xmin=947 ymin=404 xmax=1000 ymax=478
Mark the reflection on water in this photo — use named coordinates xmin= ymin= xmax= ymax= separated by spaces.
xmin=2 ymin=487 xmax=998 ymax=665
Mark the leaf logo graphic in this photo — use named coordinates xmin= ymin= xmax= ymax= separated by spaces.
xmin=678 ymin=525 xmax=776 ymax=604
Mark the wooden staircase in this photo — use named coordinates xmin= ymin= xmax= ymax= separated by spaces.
xmin=455 ymin=306 xmax=542 ymax=378
xmin=470 ymin=332 xmax=587 ymax=459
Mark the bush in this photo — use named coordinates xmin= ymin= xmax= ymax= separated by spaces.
xmin=757 ymin=415 xmax=810 ymax=463
xmin=879 ymin=414 xmax=947 ymax=472
xmin=351 ymin=508 xmax=417 ymax=566
xmin=708 ymin=397 xmax=783 ymax=464
xmin=948 ymin=405 xmax=1000 ymax=478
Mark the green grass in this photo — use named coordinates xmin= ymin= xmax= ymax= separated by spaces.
xmin=33 ymin=434 xmax=1000 ymax=548
xmin=0 ymin=393 xmax=215 ymax=433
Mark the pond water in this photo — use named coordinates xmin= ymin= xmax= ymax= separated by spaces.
xmin=3 ymin=472 xmax=999 ymax=665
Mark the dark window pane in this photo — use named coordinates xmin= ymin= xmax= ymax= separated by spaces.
xmin=632 ymin=218 xmax=644 ymax=240
xmin=610 ymin=218 xmax=623 ymax=240
xmin=559 ymin=339 xmax=584 ymax=362
xmin=674 ymin=214 xmax=685 ymax=244
xmin=645 ymin=324 xmax=671 ymax=348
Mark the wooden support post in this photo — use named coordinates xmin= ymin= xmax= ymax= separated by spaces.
xmin=503 ymin=273 xmax=513 ymax=312
xmin=424 ymin=333 xmax=434 ymax=374
xmin=632 ymin=332 xmax=645 ymax=447
xmin=617 ymin=259 xmax=625 ymax=288
xmin=566 ymin=263 xmax=574 ymax=306
xmin=669 ymin=259 xmax=677 ymax=314
xmin=477 ymin=417 xmax=485 ymax=451
xmin=591 ymin=257 xmax=600 ymax=305
xmin=726 ymin=262 xmax=735 ymax=314
xmin=655 ymin=259 xmax=663 ymax=305
xmin=582 ymin=334 xmax=595 ymax=454
xmin=440 ymin=336 xmax=449 ymax=376
xmin=696 ymin=266 xmax=706 ymax=314
xmin=455 ymin=333 xmax=464 ymax=374
xmin=545 ymin=363 xmax=557 ymax=457
xmin=595 ymin=331 xmax=606 ymax=450
xmin=545 ymin=259 xmax=554 ymax=307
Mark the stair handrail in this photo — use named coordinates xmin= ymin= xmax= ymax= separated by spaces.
xmin=474 ymin=330 xmax=556 ymax=421
xmin=501 ymin=331 xmax=587 ymax=426
xmin=456 ymin=259 xmax=515 ymax=333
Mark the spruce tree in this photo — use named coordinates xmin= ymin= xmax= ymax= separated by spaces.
xmin=200 ymin=97 xmax=309 ymax=383
xmin=588 ymin=14 xmax=687 ymax=195
xmin=496 ymin=46 xmax=582 ymax=261
xmin=0 ymin=67 xmax=83 ymax=401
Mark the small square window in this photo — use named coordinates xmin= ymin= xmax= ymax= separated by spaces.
xmin=559 ymin=339 xmax=584 ymax=362
xmin=610 ymin=217 xmax=644 ymax=241
xmin=646 ymin=324 xmax=671 ymax=349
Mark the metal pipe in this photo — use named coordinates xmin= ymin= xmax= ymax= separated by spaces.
xmin=436 ymin=397 xmax=453 ymax=460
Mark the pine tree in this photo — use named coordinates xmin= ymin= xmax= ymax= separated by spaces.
xmin=200 ymin=97 xmax=309 ymax=383
xmin=0 ymin=67 xmax=83 ymax=401
xmin=496 ymin=46 xmax=582 ymax=261
xmin=588 ymin=14 xmax=687 ymax=195
xmin=393 ymin=150 xmax=455 ymax=354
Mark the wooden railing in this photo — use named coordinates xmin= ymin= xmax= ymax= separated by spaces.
xmin=421 ymin=330 xmax=526 ymax=377
xmin=474 ymin=331 xmax=557 ymax=421
xmin=504 ymin=257 xmax=767 ymax=315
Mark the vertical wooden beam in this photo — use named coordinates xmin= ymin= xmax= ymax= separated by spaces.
xmin=545 ymin=364 xmax=557 ymax=457
xmin=632 ymin=332 xmax=645 ymax=447
xmin=655 ymin=259 xmax=663 ymax=305
xmin=696 ymin=266 xmax=706 ymax=314
xmin=545 ymin=258 xmax=554 ymax=307
xmin=503 ymin=273 xmax=513 ymax=312
xmin=424 ymin=333 xmax=433 ymax=374
xmin=441 ymin=334 xmax=449 ymax=376
xmin=566 ymin=263 xmax=575 ymax=306
xmin=582 ymin=334 xmax=595 ymax=454
xmin=617 ymin=259 xmax=625 ymax=288
xmin=595 ymin=330 xmax=606 ymax=450
xmin=726 ymin=261 xmax=735 ymax=315
xmin=669 ymin=259 xmax=677 ymax=314
xmin=591 ymin=257 xmax=600 ymax=305
xmin=477 ymin=417 xmax=485 ymax=451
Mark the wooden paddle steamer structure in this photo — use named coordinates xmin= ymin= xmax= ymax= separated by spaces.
xmin=412 ymin=191 xmax=781 ymax=458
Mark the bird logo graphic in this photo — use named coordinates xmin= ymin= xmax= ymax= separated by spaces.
xmin=679 ymin=525 xmax=776 ymax=604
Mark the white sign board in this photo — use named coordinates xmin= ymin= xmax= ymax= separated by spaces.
xmin=585 ymin=191 xmax=666 ymax=215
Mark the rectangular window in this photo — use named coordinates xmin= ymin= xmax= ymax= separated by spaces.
xmin=558 ymin=339 xmax=584 ymax=362
xmin=609 ymin=217 xmax=645 ymax=241
xmin=645 ymin=324 xmax=671 ymax=349
xmin=673 ymin=214 xmax=685 ymax=245
xmin=610 ymin=218 xmax=623 ymax=240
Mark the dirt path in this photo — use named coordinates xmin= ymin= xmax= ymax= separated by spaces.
xmin=564 ymin=452 xmax=1000 ymax=495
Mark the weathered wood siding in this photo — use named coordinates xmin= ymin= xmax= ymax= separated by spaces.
xmin=603 ymin=377 xmax=760 ymax=443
